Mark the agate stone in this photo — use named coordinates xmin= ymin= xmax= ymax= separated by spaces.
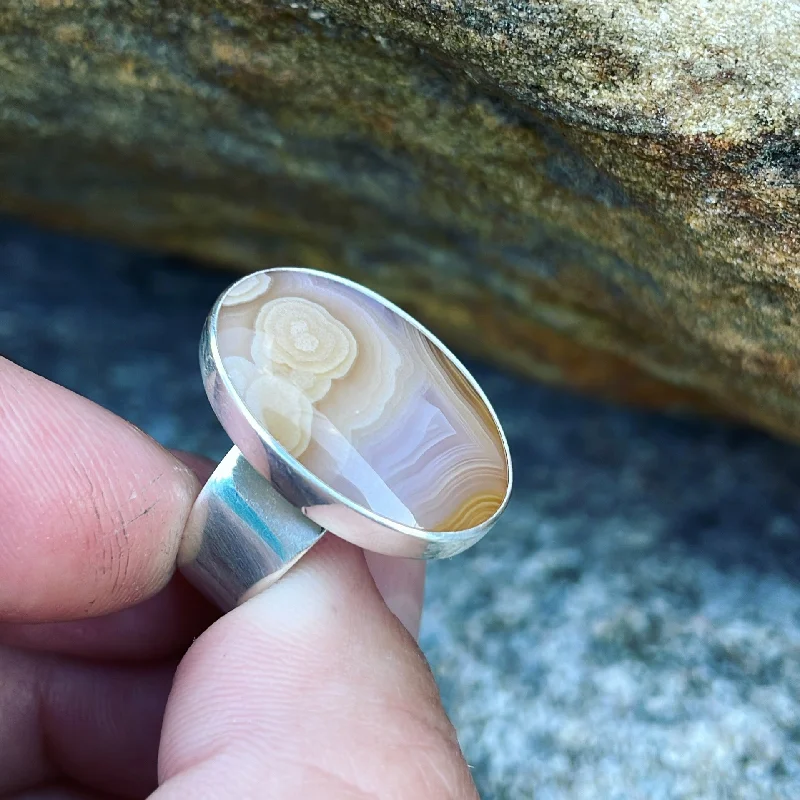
xmin=216 ymin=270 xmax=508 ymax=533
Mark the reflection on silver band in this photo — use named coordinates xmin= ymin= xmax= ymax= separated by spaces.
xmin=179 ymin=446 xmax=324 ymax=610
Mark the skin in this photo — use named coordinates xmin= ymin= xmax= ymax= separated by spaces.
xmin=0 ymin=357 xmax=479 ymax=799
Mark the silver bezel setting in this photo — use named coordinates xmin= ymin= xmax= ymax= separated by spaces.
xmin=203 ymin=267 xmax=513 ymax=559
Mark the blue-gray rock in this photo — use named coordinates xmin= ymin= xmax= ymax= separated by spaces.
xmin=2 ymin=218 xmax=800 ymax=799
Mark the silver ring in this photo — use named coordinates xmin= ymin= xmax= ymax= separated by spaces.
xmin=179 ymin=268 xmax=513 ymax=610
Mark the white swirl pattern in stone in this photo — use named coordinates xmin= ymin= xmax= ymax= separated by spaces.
xmin=221 ymin=272 xmax=272 ymax=306
xmin=217 ymin=271 xmax=508 ymax=532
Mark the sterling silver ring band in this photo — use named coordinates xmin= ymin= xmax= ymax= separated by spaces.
xmin=178 ymin=268 xmax=513 ymax=611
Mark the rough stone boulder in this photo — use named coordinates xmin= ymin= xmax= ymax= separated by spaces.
xmin=1 ymin=0 xmax=798 ymax=435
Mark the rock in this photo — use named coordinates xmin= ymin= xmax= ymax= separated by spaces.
xmin=0 ymin=0 xmax=798 ymax=435
xmin=6 ymin=221 xmax=800 ymax=797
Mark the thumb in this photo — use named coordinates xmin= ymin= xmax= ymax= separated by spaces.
xmin=154 ymin=535 xmax=479 ymax=799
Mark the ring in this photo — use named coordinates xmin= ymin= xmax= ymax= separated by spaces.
xmin=178 ymin=268 xmax=513 ymax=610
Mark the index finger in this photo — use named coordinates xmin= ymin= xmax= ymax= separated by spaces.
xmin=0 ymin=358 xmax=200 ymax=622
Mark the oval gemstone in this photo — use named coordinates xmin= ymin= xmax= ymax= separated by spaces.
xmin=216 ymin=270 xmax=508 ymax=532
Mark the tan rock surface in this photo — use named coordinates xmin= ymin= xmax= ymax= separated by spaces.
xmin=1 ymin=0 xmax=798 ymax=433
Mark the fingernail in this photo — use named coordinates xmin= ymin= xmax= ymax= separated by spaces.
xmin=364 ymin=551 xmax=426 ymax=640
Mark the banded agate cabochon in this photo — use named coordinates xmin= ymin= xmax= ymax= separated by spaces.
xmin=216 ymin=270 xmax=508 ymax=533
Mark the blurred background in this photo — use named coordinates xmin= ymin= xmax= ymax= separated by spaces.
xmin=2 ymin=216 xmax=799 ymax=798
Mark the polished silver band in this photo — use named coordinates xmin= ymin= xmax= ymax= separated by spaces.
xmin=178 ymin=267 xmax=512 ymax=611
xmin=179 ymin=446 xmax=324 ymax=610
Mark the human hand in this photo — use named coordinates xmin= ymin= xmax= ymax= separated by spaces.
xmin=0 ymin=358 xmax=478 ymax=799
